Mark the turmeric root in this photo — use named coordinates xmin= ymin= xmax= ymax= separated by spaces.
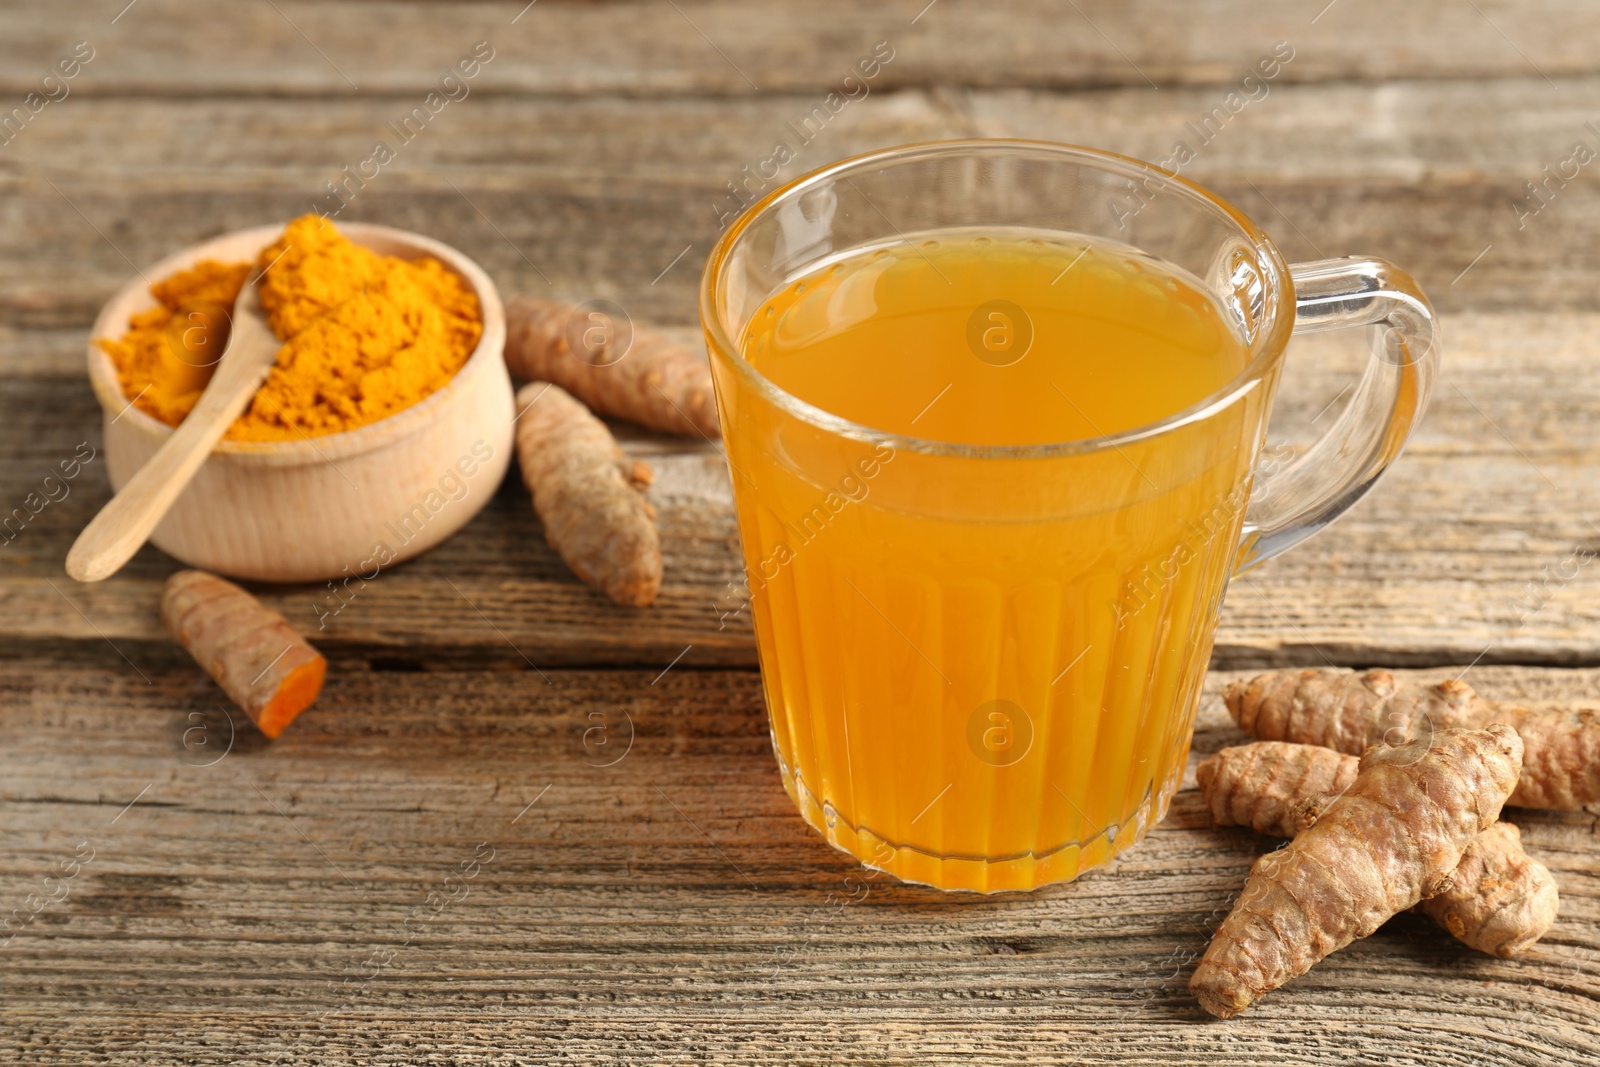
xmin=504 ymin=296 xmax=719 ymax=438
xmin=161 ymin=570 xmax=326 ymax=739
xmin=1225 ymin=667 xmax=1600 ymax=809
xmin=515 ymin=382 xmax=662 ymax=607
xmin=1198 ymin=740 xmax=1359 ymax=839
xmin=1190 ymin=725 xmax=1523 ymax=1018
xmin=1197 ymin=741 xmax=1559 ymax=957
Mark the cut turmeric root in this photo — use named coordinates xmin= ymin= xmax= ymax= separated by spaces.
xmin=1190 ymin=725 xmax=1523 ymax=1018
xmin=1197 ymin=741 xmax=1559 ymax=958
xmin=514 ymin=382 xmax=663 ymax=607
xmin=161 ymin=570 xmax=326 ymax=739
xmin=504 ymin=296 xmax=719 ymax=438
xmin=1225 ymin=667 xmax=1600 ymax=809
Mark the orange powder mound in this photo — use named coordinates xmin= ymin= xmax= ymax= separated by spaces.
xmin=97 ymin=215 xmax=483 ymax=442
xmin=97 ymin=260 xmax=254 ymax=427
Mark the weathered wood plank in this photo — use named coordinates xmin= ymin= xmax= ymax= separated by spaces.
xmin=0 ymin=91 xmax=957 ymax=329
xmin=3 ymin=313 xmax=1599 ymax=668
xmin=1 ymin=1 xmax=1594 ymax=1062
xmin=0 ymin=662 xmax=1594 ymax=1064
xmin=27 ymin=171 xmax=1582 ymax=322
xmin=9 ymin=77 xmax=1593 ymax=189
xmin=0 ymin=0 xmax=1596 ymax=97
xmin=0 ymin=78 xmax=1593 ymax=332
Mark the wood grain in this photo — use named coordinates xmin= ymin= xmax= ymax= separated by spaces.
xmin=0 ymin=27 xmax=1582 ymax=329
xmin=1 ymin=0 xmax=1597 ymax=97
xmin=0 ymin=78 xmax=1595 ymax=335
xmin=0 ymin=661 xmax=1593 ymax=1064
xmin=2 ymin=1 xmax=1597 ymax=1061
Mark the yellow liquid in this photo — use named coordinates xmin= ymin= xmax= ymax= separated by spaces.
xmin=723 ymin=231 xmax=1264 ymax=891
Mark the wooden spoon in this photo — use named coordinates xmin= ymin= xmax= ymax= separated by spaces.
xmin=67 ymin=276 xmax=278 ymax=583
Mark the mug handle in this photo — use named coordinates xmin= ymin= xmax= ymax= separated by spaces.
xmin=1233 ymin=257 xmax=1439 ymax=573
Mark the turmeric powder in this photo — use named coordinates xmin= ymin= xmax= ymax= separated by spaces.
xmin=98 ymin=215 xmax=482 ymax=442
xmin=97 ymin=259 xmax=253 ymax=426
xmin=1190 ymin=725 xmax=1524 ymax=1018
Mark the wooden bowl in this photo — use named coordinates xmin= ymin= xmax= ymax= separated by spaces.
xmin=86 ymin=222 xmax=513 ymax=584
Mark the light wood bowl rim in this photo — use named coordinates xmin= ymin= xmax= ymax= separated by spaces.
xmin=86 ymin=221 xmax=507 ymax=465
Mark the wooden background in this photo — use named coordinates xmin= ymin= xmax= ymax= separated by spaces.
xmin=2 ymin=1 xmax=1598 ymax=1062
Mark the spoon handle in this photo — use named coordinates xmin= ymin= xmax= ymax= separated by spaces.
xmin=66 ymin=285 xmax=278 ymax=583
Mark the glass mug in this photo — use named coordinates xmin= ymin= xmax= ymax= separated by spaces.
xmin=699 ymin=140 xmax=1437 ymax=892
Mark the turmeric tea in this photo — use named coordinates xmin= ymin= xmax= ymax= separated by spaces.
xmin=98 ymin=215 xmax=482 ymax=442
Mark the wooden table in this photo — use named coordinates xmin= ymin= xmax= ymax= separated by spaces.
xmin=3 ymin=2 xmax=1598 ymax=1062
